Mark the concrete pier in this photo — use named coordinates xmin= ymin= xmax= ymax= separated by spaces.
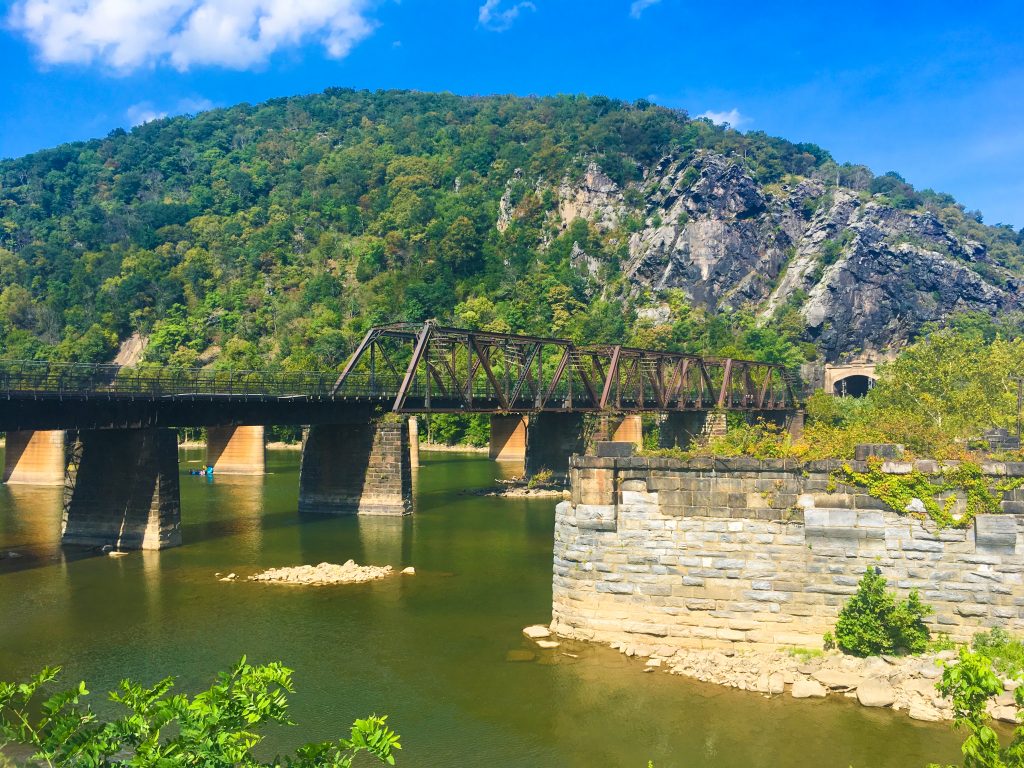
xmin=206 ymin=425 xmax=265 ymax=474
xmin=62 ymin=428 xmax=181 ymax=550
xmin=408 ymin=417 xmax=420 ymax=467
xmin=489 ymin=414 xmax=528 ymax=461
xmin=524 ymin=412 xmax=587 ymax=478
xmin=3 ymin=430 xmax=66 ymax=486
xmin=298 ymin=418 xmax=412 ymax=515
xmin=610 ymin=414 xmax=644 ymax=447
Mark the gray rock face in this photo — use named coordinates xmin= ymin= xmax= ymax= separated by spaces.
xmin=555 ymin=151 xmax=1024 ymax=362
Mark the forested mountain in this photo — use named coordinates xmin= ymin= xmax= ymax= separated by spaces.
xmin=1 ymin=89 xmax=1022 ymax=372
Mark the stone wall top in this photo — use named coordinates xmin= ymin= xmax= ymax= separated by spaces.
xmin=570 ymin=453 xmax=1024 ymax=478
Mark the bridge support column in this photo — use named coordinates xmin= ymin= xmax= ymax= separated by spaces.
xmin=298 ymin=418 xmax=412 ymax=516
xmin=525 ymin=413 xmax=587 ymax=479
xmin=658 ymin=412 xmax=726 ymax=450
xmin=3 ymin=430 xmax=66 ymax=486
xmin=489 ymin=415 xmax=528 ymax=461
xmin=206 ymin=425 xmax=265 ymax=474
xmin=610 ymin=414 xmax=644 ymax=447
xmin=62 ymin=428 xmax=181 ymax=550
xmin=408 ymin=417 xmax=420 ymax=468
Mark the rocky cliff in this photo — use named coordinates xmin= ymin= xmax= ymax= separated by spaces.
xmin=551 ymin=152 xmax=1022 ymax=362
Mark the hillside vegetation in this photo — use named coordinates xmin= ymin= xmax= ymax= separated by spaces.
xmin=1 ymin=89 xmax=1022 ymax=371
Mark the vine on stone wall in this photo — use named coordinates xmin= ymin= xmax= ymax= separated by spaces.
xmin=836 ymin=458 xmax=1024 ymax=529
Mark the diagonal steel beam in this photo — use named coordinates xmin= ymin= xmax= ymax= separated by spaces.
xmin=393 ymin=322 xmax=433 ymax=411
xmin=471 ymin=336 xmax=509 ymax=410
xmin=331 ymin=327 xmax=377 ymax=395
xmin=598 ymin=345 xmax=621 ymax=409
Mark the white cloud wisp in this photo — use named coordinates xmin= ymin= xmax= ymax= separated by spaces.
xmin=629 ymin=0 xmax=662 ymax=19
xmin=696 ymin=108 xmax=749 ymax=128
xmin=8 ymin=0 xmax=376 ymax=72
xmin=478 ymin=0 xmax=535 ymax=31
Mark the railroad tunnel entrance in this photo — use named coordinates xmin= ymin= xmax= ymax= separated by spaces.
xmin=833 ymin=374 xmax=874 ymax=398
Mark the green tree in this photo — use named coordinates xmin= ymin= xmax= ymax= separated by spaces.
xmin=831 ymin=568 xmax=932 ymax=656
xmin=0 ymin=658 xmax=400 ymax=768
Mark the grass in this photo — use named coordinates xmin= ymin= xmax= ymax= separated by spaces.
xmin=973 ymin=628 xmax=1024 ymax=680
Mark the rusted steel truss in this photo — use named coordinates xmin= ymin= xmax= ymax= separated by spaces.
xmin=332 ymin=321 xmax=799 ymax=414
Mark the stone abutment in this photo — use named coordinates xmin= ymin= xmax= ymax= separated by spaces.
xmin=552 ymin=453 xmax=1024 ymax=650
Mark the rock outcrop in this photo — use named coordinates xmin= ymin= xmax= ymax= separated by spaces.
xmin=553 ymin=151 xmax=1022 ymax=361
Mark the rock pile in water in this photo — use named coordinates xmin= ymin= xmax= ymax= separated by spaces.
xmin=249 ymin=560 xmax=392 ymax=585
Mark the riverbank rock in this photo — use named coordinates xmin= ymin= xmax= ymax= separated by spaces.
xmin=401 ymin=566 xmax=416 ymax=575
xmin=792 ymin=680 xmax=827 ymax=698
xmin=523 ymin=625 xmax=552 ymax=640
xmin=857 ymin=678 xmax=896 ymax=708
xmin=812 ymin=669 xmax=862 ymax=691
xmin=610 ymin=642 xmax=993 ymax=723
xmin=249 ymin=560 xmax=392 ymax=585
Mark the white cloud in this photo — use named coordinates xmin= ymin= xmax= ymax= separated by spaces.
xmin=478 ymin=0 xmax=535 ymax=31
xmin=629 ymin=0 xmax=661 ymax=18
xmin=8 ymin=0 xmax=376 ymax=73
xmin=696 ymin=108 xmax=749 ymax=128
xmin=126 ymin=96 xmax=216 ymax=126
xmin=126 ymin=102 xmax=167 ymax=126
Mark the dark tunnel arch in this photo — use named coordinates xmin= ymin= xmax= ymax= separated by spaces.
xmin=833 ymin=374 xmax=875 ymax=398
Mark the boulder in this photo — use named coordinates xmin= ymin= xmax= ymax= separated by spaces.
xmin=536 ymin=640 xmax=560 ymax=650
xmin=811 ymin=668 xmax=862 ymax=691
xmin=857 ymin=678 xmax=896 ymax=708
xmin=792 ymin=680 xmax=828 ymax=699
xmin=908 ymin=703 xmax=943 ymax=722
xmin=991 ymin=705 xmax=1019 ymax=724
xmin=768 ymin=673 xmax=786 ymax=695
xmin=401 ymin=566 xmax=416 ymax=575
xmin=522 ymin=625 xmax=551 ymax=640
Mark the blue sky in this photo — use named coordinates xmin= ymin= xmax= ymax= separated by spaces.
xmin=1 ymin=0 xmax=1021 ymax=227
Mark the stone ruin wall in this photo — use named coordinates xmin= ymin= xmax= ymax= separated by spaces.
xmin=552 ymin=454 xmax=1024 ymax=649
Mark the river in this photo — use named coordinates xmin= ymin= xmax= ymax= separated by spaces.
xmin=0 ymin=448 xmax=961 ymax=767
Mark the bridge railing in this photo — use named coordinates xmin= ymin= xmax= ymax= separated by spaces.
xmin=0 ymin=361 xmax=340 ymax=399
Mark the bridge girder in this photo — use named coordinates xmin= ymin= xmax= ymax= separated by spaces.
xmin=331 ymin=321 xmax=799 ymax=414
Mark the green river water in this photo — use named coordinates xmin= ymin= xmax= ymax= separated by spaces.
xmin=0 ymin=448 xmax=962 ymax=767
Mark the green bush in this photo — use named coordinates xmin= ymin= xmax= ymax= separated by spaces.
xmin=0 ymin=657 xmax=400 ymax=767
xmin=972 ymin=627 xmax=1024 ymax=681
xmin=831 ymin=568 xmax=932 ymax=656
xmin=927 ymin=647 xmax=1024 ymax=768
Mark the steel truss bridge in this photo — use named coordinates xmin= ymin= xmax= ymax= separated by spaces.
xmin=0 ymin=321 xmax=800 ymax=431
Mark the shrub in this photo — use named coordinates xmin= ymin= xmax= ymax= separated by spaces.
xmin=527 ymin=468 xmax=555 ymax=488
xmin=0 ymin=657 xmax=400 ymax=767
xmin=972 ymin=627 xmax=1024 ymax=681
xmin=928 ymin=648 xmax=1024 ymax=768
xmin=831 ymin=568 xmax=932 ymax=656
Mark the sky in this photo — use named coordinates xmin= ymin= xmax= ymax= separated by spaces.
xmin=1 ymin=0 xmax=1022 ymax=227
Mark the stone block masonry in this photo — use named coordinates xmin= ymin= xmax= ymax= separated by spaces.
xmin=62 ymin=428 xmax=181 ymax=550
xmin=552 ymin=454 xmax=1024 ymax=650
xmin=299 ymin=418 xmax=412 ymax=516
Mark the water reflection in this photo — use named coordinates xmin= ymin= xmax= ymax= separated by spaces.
xmin=0 ymin=448 xmax=964 ymax=768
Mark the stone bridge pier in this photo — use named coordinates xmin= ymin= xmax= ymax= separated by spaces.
xmin=3 ymin=430 xmax=66 ymax=485
xmin=491 ymin=412 xmax=643 ymax=476
xmin=524 ymin=413 xmax=588 ymax=478
xmin=62 ymin=428 xmax=181 ymax=550
xmin=657 ymin=412 xmax=726 ymax=449
xmin=298 ymin=417 xmax=412 ymax=516
xmin=206 ymin=425 xmax=266 ymax=474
